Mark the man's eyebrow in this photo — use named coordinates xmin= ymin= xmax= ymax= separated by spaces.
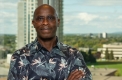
xmin=36 ymin=15 xmax=44 ymax=17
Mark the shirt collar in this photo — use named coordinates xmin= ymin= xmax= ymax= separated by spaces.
xmin=33 ymin=36 xmax=61 ymax=51
xmin=30 ymin=37 xmax=69 ymax=58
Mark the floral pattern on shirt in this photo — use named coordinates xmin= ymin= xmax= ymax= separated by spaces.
xmin=7 ymin=38 xmax=92 ymax=80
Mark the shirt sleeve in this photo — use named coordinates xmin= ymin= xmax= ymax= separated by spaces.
xmin=69 ymin=50 xmax=92 ymax=80
xmin=7 ymin=50 xmax=28 ymax=80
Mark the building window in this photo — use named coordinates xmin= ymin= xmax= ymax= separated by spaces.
xmin=24 ymin=11 xmax=26 ymax=14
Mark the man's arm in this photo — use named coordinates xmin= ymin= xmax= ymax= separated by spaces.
xmin=67 ymin=49 xmax=92 ymax=80
xmin=7 ymin=50 xmax=28 ymax=80
xmin=67 ymin=69 xmax=85 ymax=80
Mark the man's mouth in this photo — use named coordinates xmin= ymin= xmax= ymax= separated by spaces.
xmin=40 ymin=27 xmax=52 ymax=33
xmin=40 ymin=26 xmax=51 ymax=30
xmin=41 ymin=28 xmax=50 ymax=30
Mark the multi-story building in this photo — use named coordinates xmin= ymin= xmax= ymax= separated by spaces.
xmin=97 ymin=43 xmax=122 ymax=60
xmin=17 ymin=0 xmax=63 ymax=49
xmin=17 ymin=0 xmax=38 ymax=49
xmin=98 ymin=33 xmax=102 ymax=38
xmin=102 ymin=32 xmax=107 ymax=38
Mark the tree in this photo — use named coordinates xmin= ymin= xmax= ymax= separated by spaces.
xmin=105 ymin=48 xmax=109 ymax=60
xmin=87 ymin=49 xmax=96 ymax=63
xmin=109 ymin=50 xmax=114 ymax=60
xmin=80 ymin=51 xmax=89 ymax=62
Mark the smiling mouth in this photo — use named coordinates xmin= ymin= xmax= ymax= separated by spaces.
xmin=40 ymin=28 xmax=52 ymax=33
xmin=40 ymin=26 xmax=51 ymax=30
xmin=41 ymin=28 xmax=50 ymax=30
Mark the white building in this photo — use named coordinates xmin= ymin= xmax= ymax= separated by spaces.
xmin=17 ymin=0 xmax=63 ymax=49
xmin=102 ymin=32 xmax=107 ymax=38
xmin=17 ymin=0 xmax=38 ymax=49
xmin=98 ymin=43 xmax=122 ymax=60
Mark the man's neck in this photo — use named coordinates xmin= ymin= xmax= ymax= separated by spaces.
xmin=37 ymin=36 xmax=57 ymax=51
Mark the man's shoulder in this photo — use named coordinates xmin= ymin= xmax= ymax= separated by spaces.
xmin=60 ymin=43 xmax=80 ymax=56
xmin=13 ymin=42 xmax=36 ymax=56
xmin=60 ymin=42 xmax=78 ymax=51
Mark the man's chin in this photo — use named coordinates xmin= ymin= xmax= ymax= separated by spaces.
xmin=38 ymin=35 xmax=55 ymax=41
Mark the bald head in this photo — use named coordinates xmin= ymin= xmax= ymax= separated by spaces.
xmin=33 ymin=4 xmax=58 ymax=20
xmin=32 ymin=4 xmax=60 ymax=41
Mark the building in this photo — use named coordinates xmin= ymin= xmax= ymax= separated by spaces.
xmin=98 ymin=33 xmax=102 ymax=38
xmin=17 ymin=0 xmax=63 ymax=49
xmin=97 ymin=43 xmax=122 ymax=60
xmin=102 ymin=32 xmax=107 ymax=38
xmin=17 ymin=0 xmax=38 ymax=49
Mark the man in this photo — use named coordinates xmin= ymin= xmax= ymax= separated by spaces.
xmin=7 ymin=4 xmax=92 ymax=80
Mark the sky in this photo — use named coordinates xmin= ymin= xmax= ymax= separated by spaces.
xmin=63 ymin=0 xmax=122 ymax=34
xmin=0 ymin=0 xmax=122 ymax=34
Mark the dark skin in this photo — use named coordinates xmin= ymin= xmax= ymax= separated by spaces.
xmin=32 ymin=4 xmax=84 ymax=80
xmin=32 ymin=4 xmax=59 ymax=51
xmin=67 ymin=69 xmax=85 ymax=80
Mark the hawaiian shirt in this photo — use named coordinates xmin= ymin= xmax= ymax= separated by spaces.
xmin=7 ymin=38 xmax=92 ymax=80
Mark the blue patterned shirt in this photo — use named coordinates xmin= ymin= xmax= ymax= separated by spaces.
xmin=7 ymin=38 xmax=92 ymax=80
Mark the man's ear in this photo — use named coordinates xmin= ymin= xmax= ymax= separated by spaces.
xmin=32 ymin=20 xmax=35 ymax=28
xmin=57 ymin=19 xmax=60 ymax=27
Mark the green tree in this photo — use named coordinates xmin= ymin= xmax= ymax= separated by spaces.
xmin=80 ymin=51 xmax=89 ymax=62
xmin=105 ymin=48 xmax=109 ymax=60
xmin=109 ymin=50 xmax=114 ymax=60
xmin=88 ymin=49 xmax=96 ymax=63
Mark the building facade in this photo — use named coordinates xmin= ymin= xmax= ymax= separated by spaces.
xmin=102 ymin=32 xmax=107 ymax=38
xmin=98 ymin=43 xmax=122 ymax=60
xmin=17 ymin=0 xmax=38 ymax=49
xmin=17 ymin=0 xmax=63 ymax=49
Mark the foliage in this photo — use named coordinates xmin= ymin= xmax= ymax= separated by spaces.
xmin=109 ymin=50 xmax=114 ymax=60
xmin=105 ymin=48 xmax=109 ymax=60
xmin=115 ymin=70 xmax=121 ymax=76
xmin=63 ymin=34 xmax=122 ymax=61
xmin=80 ymin=49 xmax=96 ymax=63
xmin=105 ymin=49 xmax=114 ymax=60
xmin=0 ymin=34 xmax=16 ymax=59
xmin=80 ymin=51 xmax=89 ymax=62
xmin=0 ymin=50 xmax=7 ymax=59
xmin=87 ymin=49 xmax=96 ymax=63
xmin=63 ymin=34 xmax=122 ymax=51
xmin=0 ymin=35 xmax=4 ymax=45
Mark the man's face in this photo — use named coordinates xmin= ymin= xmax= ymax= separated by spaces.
xmin=32 ymin=6 xmax=60 ymax=39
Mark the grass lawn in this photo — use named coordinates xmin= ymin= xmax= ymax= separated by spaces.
xmin=87 ymin=61 xmax=122 ymax=76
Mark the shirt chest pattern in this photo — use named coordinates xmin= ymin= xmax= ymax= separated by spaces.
xmin=18 ymin=48 xmax=69 ymax=80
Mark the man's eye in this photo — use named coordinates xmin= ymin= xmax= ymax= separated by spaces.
xmin=47 ymin=16 xmax=55 ymax=20
xmin=37 ymin=17 xmax=44 ymax=20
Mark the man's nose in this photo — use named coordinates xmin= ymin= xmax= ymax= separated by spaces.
xmin=43 ymin=18 xmax=48 ymax=25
